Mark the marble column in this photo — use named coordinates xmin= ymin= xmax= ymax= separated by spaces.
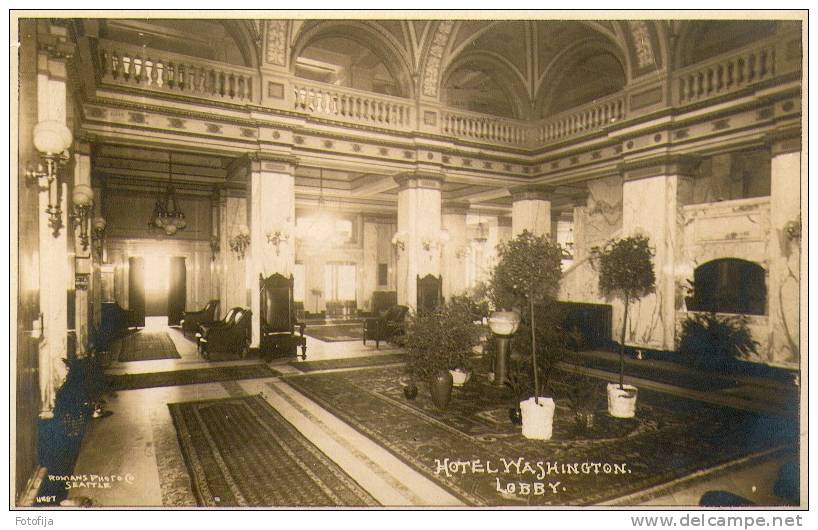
xmin=441 ymin=202 xmax=469 ymax=298
xmin=395 ymin=172 xmax=444 ymax=309
xmin=218 ymin=194 xmax=248 ymax=316
xmin=245 ymin=154 xmax=297 ymax=348
xmin=91 ymin=185 xmax=103 ymax=330
xmin=570 ymin=192 xmax=590 ymax=263
xmin=511 ymin=185 xmax=553 ymax=238
xmin=621 ymin=156 xmax=697 ymax=351
xmin=72 ymin=143 xmax=92 ymax=358
xmin=36 ymin=38 xmax=71 ymax=417
xmin=767 ymin=131 xmax=801 ymax=365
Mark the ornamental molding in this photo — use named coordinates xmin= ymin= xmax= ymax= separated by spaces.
xmin=422 ymin=20 xmax=454 ymax=98
xmin=265 ymin=20 xmax=288 ymax=67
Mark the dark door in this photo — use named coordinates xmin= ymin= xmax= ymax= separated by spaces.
xmin=167 ymin=257 xmax=187 ymax=326
xmin=128 ymin=257 xmax=146 ymax=328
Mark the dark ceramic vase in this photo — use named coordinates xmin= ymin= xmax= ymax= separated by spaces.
xmin=429 ymin=370 xmax=453 ymax=409
xmin=508 ymin=407 xmax=523 ymax=425
xmin=403 ymin=383 xmax=418 ymax=400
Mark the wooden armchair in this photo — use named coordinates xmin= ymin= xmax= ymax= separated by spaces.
xmin=363 ymin=304 xmax=409 ymax=349
xmin=417 ymin=274 xmax=443 ymax=313
xmin=259 ymin=273 xmax=307 ymax=360
xmin=181 ymin=300 xmax=220 ymax=337
xmin=199 ymin=308 xmax=251 ymax=361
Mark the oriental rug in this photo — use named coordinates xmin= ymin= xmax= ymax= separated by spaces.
xmin=284 ymin=366 xmax=796 ymax=506
xmin=168 ymin=395 xmax=378 ymax=507
xmin=291 ymin=353 xmax=407 ymax=373
xmin=303 ymin=323 xmax=364 ymax=342
xmin=115 ymin=331 xmax=181 ymax=362
xmin=108 ymin=364 xmax=278 ymax=391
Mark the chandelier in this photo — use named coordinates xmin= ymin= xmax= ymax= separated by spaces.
xmin=297 ymin=168 xmax=344 ymax=246
xmin=148 ymin=153 xmax=187 ymax=236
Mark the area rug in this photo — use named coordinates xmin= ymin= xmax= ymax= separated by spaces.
xmin=168 ymin=394 xmax=379 ymax=507
xmin=115 ymin=331 xmax=181 ymax=362
xmin=284 ymin=366 xmax=796 ymax=506
xmin=291 ymin=353 xmax=407 ymax=373
xmin=108 ymin=364 xmax=278 ymax=391
xmin=303 ymin=323 xmax=364 ymax=342
xmin=563 ymin=351 xmax=738 ymax=392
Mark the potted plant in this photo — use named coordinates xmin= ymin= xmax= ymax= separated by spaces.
xmin=566 ymin=374 xmax=602 ymax=432
xmin=403 ymin=299 xmax=482 ymax=408
xmin=591 ymin=234 xmax=656 ymax=418
xmin=678 ymin=312 xmax=759 ymax=372
xmin=491 ymin=230 xmax=563 ymax=439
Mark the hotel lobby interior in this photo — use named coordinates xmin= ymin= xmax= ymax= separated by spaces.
xmin=12 ymin=15 xmax=804 ymax=508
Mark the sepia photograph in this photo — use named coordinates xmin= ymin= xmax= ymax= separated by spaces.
xmin=9 ymin=8 xmax=807 ymax=512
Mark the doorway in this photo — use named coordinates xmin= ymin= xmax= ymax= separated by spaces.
xmin=138 ymin=255 xmax=187 ymax=326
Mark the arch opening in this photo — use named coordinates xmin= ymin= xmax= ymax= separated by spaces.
xmin=688 ymin=259 xmax=767 ymax=316
xmin=540 ymin=48 xmax=626 ymax=118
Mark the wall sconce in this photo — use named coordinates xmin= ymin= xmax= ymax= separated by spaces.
xmin=266 ymin=229 xmax=290 ymax=256
xmin=25 ymin=120 xmax=73 ymax=236
xmin=391 ymin=231 xmax=408 ymax=252
xmin=91 ymin=216 xmax=106 ymax=260
xmin=229 ymin=224 xmax=250 ymax=260
xmin=421 ymin=229 xmax=450 ymax=252
xmin=70 ymin=183 xmax=94 ymax=251
xmin=209 ymin=236 xmax=220 ymax=261
xmin=455 ymin=245 xmax=471 ymax=260
xmin=784 ymin=216 xmax=801 ymax=242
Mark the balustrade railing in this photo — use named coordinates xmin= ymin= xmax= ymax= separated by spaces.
xmin=440 ymin=110 xmax=528 ymax=146
xmin=675 ymin=40 xmax=777 ymax=105
xmin=96 ymin=39 xmax=255 ymax=104
xmin=536 ymin=94 xmax=626 ymax=144
xmin=292 ymin=81 xmax=414 ymax=130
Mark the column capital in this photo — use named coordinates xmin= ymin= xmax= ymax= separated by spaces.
xmin=231 ymin=151 xmax=298 ymax=177
xmin=619 ymin=154 xmax=701 ymax=182
xmin=394 ymin=171 xmax=445 ymax=191
xmin=442 ymin=201 xmax=470 ymax=215
xmin=510 ymin=184 xmax=554 ymax=202
xmin=766 ymin=126 xmax=801 ymax=157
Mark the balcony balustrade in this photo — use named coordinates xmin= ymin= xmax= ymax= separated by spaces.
xmin=96 ymin=39 xmax=256 ymax=104
xmin=674 ymin=39 xmax=778 ymax=105
xmin=535 ymin=94 xmax=627 ymax=144
xmin=91 ymin=36 xmax=797 ymax=152
xmin=292 ymin=81 xmax=414 ymax=131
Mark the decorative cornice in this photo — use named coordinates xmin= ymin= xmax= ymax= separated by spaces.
xmin=766 ymin=126 xmax=802 ymax=157
xmin=510 ymin=184 xmax=555 ymax=202
xmin=619 ymin=154 xmax=701 ymax=182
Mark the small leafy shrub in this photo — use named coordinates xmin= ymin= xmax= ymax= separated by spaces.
xmin=404 ymin=298 xmax=483 ymax=381
xmin=677 ymin=312 xmax=759 ymax=371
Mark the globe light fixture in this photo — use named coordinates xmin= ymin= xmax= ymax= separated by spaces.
xmin=25 ymin=120 xmax=73 ymax=236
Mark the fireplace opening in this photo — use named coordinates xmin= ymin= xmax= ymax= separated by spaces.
xmin=688 ymin=258 xmax=766 ymax=315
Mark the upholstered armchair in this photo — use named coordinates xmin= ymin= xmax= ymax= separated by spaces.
xmin=199 ymin=308 xmax=251 ymax=361
xmin=196 ymin=307 xmax=240 ymax=353
xmin=363 ymin=304 xmax=409 ymax=349
xmin=259 ymin=273 xmax=307 ymax=360
xmin=181 ymin=300 xmax=220 ymax=337
xmin=417 ymin=274 xmax=443 ymax=313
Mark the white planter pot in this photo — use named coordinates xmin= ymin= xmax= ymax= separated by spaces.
xmin=607 ymin=383 xmax=638 ymax=418
xmin=520 ymin=397 xmax=555 ymax=440
xmin=449 ymin=369 xmax=471 ymax=387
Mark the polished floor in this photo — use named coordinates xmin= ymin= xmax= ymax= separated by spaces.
xmin=64 ymin=321 xmax=796 ymax=508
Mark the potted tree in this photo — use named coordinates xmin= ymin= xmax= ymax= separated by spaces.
xmin=591 ymin=234 xmax=656 ymax=418
xmin=403 ymin=299 xmax=482 ymax=408
xmin=492 ymin=230 xmax=563 ymax=439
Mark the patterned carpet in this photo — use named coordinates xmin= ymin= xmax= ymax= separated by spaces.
xmin=303 ymin=323 xmax=364 ymax=342
xmin=292 ymin=353 xmax=407 ymax=373
xmin=115 ymin=331 xmax=181 ymax=362
xmin=108 ymin=364 xmax=278 ymax=391
xmin=168 ymin=395 xmax=379 ymax=507
xmin=285 ymin=366 xmax=797 ymax=506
